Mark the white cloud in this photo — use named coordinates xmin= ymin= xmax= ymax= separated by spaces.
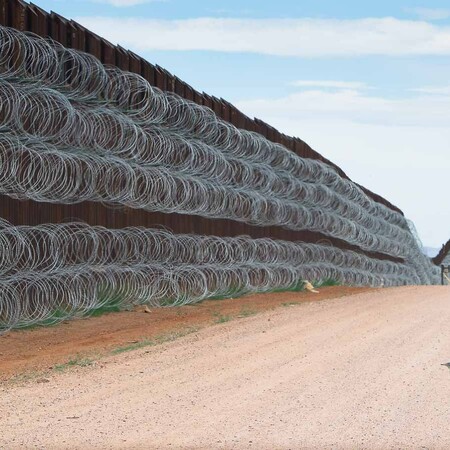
xmin=235 ymin=89 xmax=450 ymax=167
xmin=234 ymin=89 xmax=450 ymax=247
xmin=408 ymin=7 xmax=450 ymax=21
xmin=74 ymin=16 xmax=450 ymax=57
xmin=236 ymin=89 xmax=450 ymax=127
xmin=411 ymin=85 xmax=450 ymax=95
xmin=291 ymin=80 xmax=369 ymax=90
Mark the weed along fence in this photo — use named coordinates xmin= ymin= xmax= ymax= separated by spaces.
xmin=0 ymin=0 xmax=441 ymax=334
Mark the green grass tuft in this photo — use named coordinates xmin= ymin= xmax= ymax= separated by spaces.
xmin=213 ymin=312 xmax=232 ymax=324
xmin=111 ymin=339 xmax=154 ymax=355
xmin=53 ymin=357 xmax=94 ymax=372
xmin=238 ymin=308 xmax=257 ymax=318
xmin=111 ymin=327 xmax=200 ymax=355
xmin=314 ymin=278 xmax=341 ymax=288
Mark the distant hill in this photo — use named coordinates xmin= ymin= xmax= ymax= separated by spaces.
xmin=423 ymin=247 xmax=440 ymax=258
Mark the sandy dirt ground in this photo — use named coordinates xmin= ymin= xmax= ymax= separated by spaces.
xmin=1 ymin=285 xmax=450 ymax=449
xmin=0 ymin=286 xmax=370 ymax=379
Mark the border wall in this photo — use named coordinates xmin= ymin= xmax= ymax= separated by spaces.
xmin=0 ymin=0 xmax=402 ymax=217
xmin=0 ymin=0 xmax=440 ymax=333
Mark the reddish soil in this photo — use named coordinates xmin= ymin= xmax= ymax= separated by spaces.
xmin=1 ymin=286 xmax=449 ymax=449
xmin=0 ymin=286 xmax=371 ymax=380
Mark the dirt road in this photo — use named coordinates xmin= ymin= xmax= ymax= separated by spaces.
xmin=0 ymin=286 xmax=370 ymax=379
xmin=1 ymin=286 xmax=449 ymax=449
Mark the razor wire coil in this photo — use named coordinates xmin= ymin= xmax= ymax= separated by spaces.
xmin=0 ymin=218 xmax=431 ymax=333
xmin=0 ymin=25 xmax=441 ymax=333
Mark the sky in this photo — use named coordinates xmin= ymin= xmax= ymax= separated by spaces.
xmin=33 ymin=0 xmax=450 ymax=250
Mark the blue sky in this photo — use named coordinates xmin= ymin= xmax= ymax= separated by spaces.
xmin=35 ymin=0 xmax=450 ymax=249
xmin=35 ymin=0 xmax=450 ymax=21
